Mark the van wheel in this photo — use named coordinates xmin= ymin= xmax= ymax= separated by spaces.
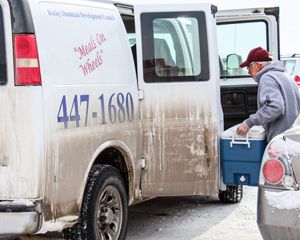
xmin=219 ymin=185 xmax=243 ymax=203
xmin=65 ymin=165 xmax=128 ymax=240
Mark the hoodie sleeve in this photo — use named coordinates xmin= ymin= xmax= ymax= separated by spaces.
xmin=245 ymin=74 xmax=284 ymax=128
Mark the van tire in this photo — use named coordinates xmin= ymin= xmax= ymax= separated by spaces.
xmin=64 ymin=164 xmax=128 ymax=240
xmin=218 ymin=185 xmax=243 ymax=203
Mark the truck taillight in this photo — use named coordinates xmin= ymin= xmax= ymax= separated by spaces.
xmin=14 ymin=34 xmax=41 ymax=86
xmin=294 ymin=75 xmax=300 ymax=86
xmin=262 ymin=159 xmax=285 ymax=185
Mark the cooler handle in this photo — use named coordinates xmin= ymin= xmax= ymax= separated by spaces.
xmin=230 ymin=134 xmax=251 ymax=148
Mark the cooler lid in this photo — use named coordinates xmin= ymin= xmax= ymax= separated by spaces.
xmin=221 ymin=124 xmax=265 ymax=140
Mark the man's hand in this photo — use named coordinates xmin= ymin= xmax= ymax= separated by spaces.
xmin=236 ymin=122 xmax=250 ymax=135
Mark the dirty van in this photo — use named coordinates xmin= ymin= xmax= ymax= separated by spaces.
xmin=0 ymin=0 xmax=279 ymax=239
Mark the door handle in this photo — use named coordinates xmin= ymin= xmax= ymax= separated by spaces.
xmin=232 ymin=93 xmax=238 ymax=105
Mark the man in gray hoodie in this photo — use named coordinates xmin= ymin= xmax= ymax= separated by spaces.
xmin=236 ymin=47 xmax=300 ymax=142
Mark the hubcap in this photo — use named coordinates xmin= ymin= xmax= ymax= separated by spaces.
xmin=96 ymin=185 xmax=123 ymax=240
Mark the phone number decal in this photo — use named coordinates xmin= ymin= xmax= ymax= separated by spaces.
xmin=57 ymin=92 xmax=134 ymax=128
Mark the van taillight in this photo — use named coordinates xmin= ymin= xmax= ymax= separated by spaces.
xmin=262 ymin=159 xmax=285 ymax=185
xmin=14 ymin=34 xmax=41 ymax=86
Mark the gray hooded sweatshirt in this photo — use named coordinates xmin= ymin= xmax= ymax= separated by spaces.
xmin=245 ymin=61 xmax=300 ymax=141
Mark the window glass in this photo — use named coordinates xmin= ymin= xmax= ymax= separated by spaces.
xmin=121 ymin=15 xmax=136 ymax=46
xmin=217 ymin=21 xmax=268 ymax=78
xmin=128 ymin=33 xmax=136 ymax=46
xmin=0 ymin=7 xmax=6 ymax=85
xmin=153 ymin=17 xmax=201 ymax=77
xmin=282 ymin=60 xmax=296 ymax=76
xmin=141 ymin=12 xmax=209 ymax=83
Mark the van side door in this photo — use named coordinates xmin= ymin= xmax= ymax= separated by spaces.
xmin=134 ymin=3 xmax=221 ymax=197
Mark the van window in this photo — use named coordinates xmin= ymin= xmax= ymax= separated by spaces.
xmin=0 ymin=7 xmax=6 ymax=85
xmin=217 ymin=21 xmax=268 ymax=78
xmin=121 ymin=15 xmax=136 ymax=45
xmin=141 ymin=12 xmax=209 ymax=83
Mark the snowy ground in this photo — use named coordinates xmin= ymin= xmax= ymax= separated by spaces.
xmin=126 ymin=186 xmax=262 ymax=240
xmin=19 ymin=186 xmax=262 ymax=240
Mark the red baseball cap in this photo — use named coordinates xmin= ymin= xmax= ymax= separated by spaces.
xmin=240 ymin=47 xmax=272 ymax=68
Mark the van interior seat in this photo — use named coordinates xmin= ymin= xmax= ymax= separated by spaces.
xmin=154 ymin=38 xmax=177 ymax=76
xmin=226 ymin=53 xmax=243 ymax=76
xmin=154 ymin=38 xmax=175 ymax=67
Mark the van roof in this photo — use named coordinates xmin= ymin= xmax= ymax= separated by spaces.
xmin=113 ymin=0 xmax=278 ymax=10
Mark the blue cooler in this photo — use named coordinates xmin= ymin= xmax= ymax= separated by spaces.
xmin=221 ymin=125 xmax=266 ymax=186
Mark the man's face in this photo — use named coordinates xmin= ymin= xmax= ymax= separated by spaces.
xmin=247 ymin=62 xmax=261 ymax=79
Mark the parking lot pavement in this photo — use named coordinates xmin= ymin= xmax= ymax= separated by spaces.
xmin=18 ymin=187 xmax=262 ymax=240
xmin=126 ymin=186 xmax=262 ymax=240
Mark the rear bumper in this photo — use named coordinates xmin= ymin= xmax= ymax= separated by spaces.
xmin=257 ymin=187 xmax=300 ymax=240
xmin=0 ymin=200 xmax=41 ymax=236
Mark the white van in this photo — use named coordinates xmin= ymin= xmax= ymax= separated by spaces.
xmin=0 ymin=0 xmax=279 ymax=239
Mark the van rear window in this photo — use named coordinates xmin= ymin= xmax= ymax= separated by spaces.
xmin=0 ymin=6 xmax=6 ymax=85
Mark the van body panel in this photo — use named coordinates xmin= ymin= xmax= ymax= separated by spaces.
xmin=0 ymin=0 xmax=44 ymax=199
xmin=0 ymin=88 xmax=44 ymax=199
xmin=28 ymin=0 xmax=141 ymax=219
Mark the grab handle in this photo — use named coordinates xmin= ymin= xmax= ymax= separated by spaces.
xmin=230 ymin=134 xmax=250 ymax=148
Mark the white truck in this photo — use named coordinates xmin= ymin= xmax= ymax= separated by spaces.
xmin=0 ymin=0 xmax=279 ymax=239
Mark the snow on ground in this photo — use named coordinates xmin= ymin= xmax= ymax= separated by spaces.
xmin=126 ymin=186 xmax=262 ymax=240
xmin=18 ymin=186 xmax=262 ymax=240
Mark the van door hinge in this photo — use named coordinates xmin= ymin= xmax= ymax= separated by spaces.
xmin=135 ymin=189 xmax=142 ymax=199
xmin=114 ymin=3 xmax=134 ymax=15
xmin=211 ymin=5 xmax=218 ymax=17
xmin=138 ymin=89 xmax=144 ymax=100
xmin=140 ymin=158 xmax=147 ymax=169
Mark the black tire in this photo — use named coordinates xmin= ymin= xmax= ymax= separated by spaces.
xmin=64 ymin=164 xmax=128 ymax=240
xmin=219 ymin=185 xmax=243 ymax=203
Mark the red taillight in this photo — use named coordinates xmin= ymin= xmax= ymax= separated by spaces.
xmin=262 ymin=159 xmax=285 ymax=185
xmin=14 ymin=34 xmax=41 ymax=86
xmin=294 ymin=75 xmax=300 ymax=86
